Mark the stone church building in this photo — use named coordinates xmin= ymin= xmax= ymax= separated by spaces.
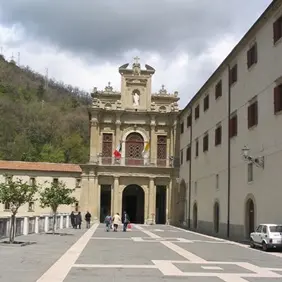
xmin=79 ymin=58 xmax=180 ymax=224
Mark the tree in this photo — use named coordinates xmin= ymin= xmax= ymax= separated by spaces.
xmin=0 ymin=176 xmax=39 ymax=243
xmin=39 ymin=181 xmax=76 ymax=234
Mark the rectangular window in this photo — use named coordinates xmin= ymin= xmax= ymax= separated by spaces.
xmin=76 ymin=178 xmax=81 ymax=188
xmin=195 ymin=139 xmax=199 ymax=157
xmin=273 ymin=16 xmax=282 ymax=44
xmin=186 ymin=145 xmax=191 ymax=162
xmin=4 ymin=202 xmax=10 ymax=210
xmin=102 ymin=133 xmax=113 ymax=164
xmin=194 ymin=181 xmax=197 ymax=195
xmin=30 ymin=177 xmax=36 ymax=186
xmin=229 ymin=114 xmax=238 ymax=138
xmin=247 ymin=43 xmax=258 ymax=69
xmin=75 ymin=202 xmax=79 ymax=212
xmin=53 ymin=178 xmax=59 ymax=185
xmin=203 ymin=133 xmax=209 ymax=152
xmin=215 ymin=125 xmax=222 ymax=146
xmin=180 ymin=150 xmax=183 ymax=165
xmin=180 ymin=122 xmax=184 ymax=134
xmin=195 ymin=105 xmax=200 ymax=120
xmin=229 ymin=64 xmax=237 ymax=85
xmin=274 ymin=84 xmax=282 ymax=113
xmin=187 ymin=114 xmax=192 ymax=128
xmin=28 ymin=202 xmax=35 ymax=212
xmin=157 ymin=135 xmax=167 ymax=166
xmin=203 ymin=95 xmax=209 ymax=111
xmin=215 ymin=80 xmax=222 ymax=99
xmin=248 ymin=100 xmax=258 ymax=128
xmin=216 ymin=174 xmax=219 ymax=190
xmin=248 ymin=163 xmax=253 ymax=182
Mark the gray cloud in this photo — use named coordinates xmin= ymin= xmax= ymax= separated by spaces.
xmin=0 ymin=0 xmax=272 ymax=61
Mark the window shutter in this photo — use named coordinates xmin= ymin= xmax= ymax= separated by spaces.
xmin=254 ymin=43 xmax=258 ymax=64
xmin=273 ymin=20 xmax=279 ymax=43
xmin=274 ymin=86 xmax=280 ymax=113
xmin=247 ymin=49 xmax=251 ymax=68
xmin=229 ymin=118 xmax=232 ymax=138
xmin=234 ymin=116 xmax=238 ymax=136
xmin=234 ymin=65 xmax=237 ymax=82
xmin=247 ymin=105 xmax=252 ymax=128
xmin=254 ymin=101 xmax=258 ymax=125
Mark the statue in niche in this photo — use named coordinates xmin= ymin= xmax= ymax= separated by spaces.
xmin=133 ymin=91 xmax=140 ymax=106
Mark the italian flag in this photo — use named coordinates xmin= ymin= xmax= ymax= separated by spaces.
xmin=113 ymin=142 xmax=122 ymax=158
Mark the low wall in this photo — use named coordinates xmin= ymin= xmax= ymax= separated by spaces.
xmin=0 ymin=214 xmax=70 ymax=239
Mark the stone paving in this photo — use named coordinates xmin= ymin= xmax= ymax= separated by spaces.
xmin=2 ymin=224 xmax=282 ymax=281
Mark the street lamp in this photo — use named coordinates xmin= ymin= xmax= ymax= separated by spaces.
xmin=241 ymin=146 xmax=264 ymax=169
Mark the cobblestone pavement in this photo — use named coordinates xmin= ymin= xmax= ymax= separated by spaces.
xmin=2 ymin=224 xmax=282 ymax=281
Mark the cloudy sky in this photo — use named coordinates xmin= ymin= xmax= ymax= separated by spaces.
xmin=0 ymin=0 xmax=272 ymax=107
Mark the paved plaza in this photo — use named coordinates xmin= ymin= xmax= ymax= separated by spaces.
xmin=1 ymin=224 xmax=282 ymax=281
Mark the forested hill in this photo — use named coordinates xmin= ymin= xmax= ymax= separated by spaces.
xmin=0 ymin=55 xmax=91 ymax=164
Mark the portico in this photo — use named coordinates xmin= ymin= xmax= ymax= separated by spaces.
xmin=80 ymin=59 xmax=180 ymax=224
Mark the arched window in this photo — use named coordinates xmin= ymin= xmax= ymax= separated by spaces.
xmin=125 ymin=133 xmax=144 ymax=165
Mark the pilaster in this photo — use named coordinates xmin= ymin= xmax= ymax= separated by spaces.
xmin=166 ymin=180 xmax=172 ymax=225
xmin=113 ymin=176 xmax=119 ymax=214
xmin=115 ymin=118 xmax=121 ymax=148
xmin=79 ymin=172 xmax=89 ymax=212
xmin=147 ymin=177 xmax=156 ymax=224
xmin=150 ymin=118 xmax=156 ymax=165
xmin=88 ymin=171 xmax=96 ymax=220
xmin=89 ymin=117 xmax=99 ymax=163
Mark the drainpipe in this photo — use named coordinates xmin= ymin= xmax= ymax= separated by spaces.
xmin=227 ymin=64 xmax=231 ymax=238
xmin=188 ymin=110 xmax=193 ymax=229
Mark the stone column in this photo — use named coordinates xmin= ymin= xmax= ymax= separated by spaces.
xmin=150 ymin=119 xmax=156 ymax=165
xmin=89 ymin=117 xmax=99 ymax=163
xmin=113 ymin=176 xmax=119 ymax=214
xmin=148 ymin=177 xmax=156 ymax=224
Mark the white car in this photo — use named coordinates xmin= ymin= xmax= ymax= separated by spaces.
xmin=250 ymin=224 xmax=282 ymax=251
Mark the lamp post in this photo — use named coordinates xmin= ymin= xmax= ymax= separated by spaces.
xmin=241 ymin=146 xmax=264 ymax=168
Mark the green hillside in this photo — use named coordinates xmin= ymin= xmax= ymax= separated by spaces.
xmin=0 ymin=55 xmax=91 ymax=164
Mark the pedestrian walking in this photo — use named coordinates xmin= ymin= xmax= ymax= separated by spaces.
xmin=70 ymin=211 xmax=75 ymax=228
xmin=85 ymin=211 xmax=91 ymax=229
xmin=112 ymin=213 xmax=121 ymax=232
xmin=76 ymin=212 xmax=82 ymax=229
xmin=104 ymin=214 xmax=112 ymax=232
xmin=122 ymin=211 xmax=130 ymax=232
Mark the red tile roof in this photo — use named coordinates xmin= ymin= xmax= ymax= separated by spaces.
xmin=0 ymin=160 xmax=82 ymax=173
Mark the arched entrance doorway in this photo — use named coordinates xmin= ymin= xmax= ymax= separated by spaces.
xmin=245 ymin=198 xmax=255 ymax=237
xmin=193 ymin=202 xmax=198 ymax=229
xmin=125 ymin=133 xmax=144 ymax=165
xmin=213 ymin=202 xmax=220 ymax=233
xmin=122 ymin=185 xmax=144 ymax=223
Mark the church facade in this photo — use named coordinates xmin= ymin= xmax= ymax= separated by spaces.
xmin=79 ymin=59 xmax=180 ymax=224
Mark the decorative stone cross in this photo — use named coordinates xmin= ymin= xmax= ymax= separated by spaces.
xmin=108 ymin=82 xmax=111 ymax=87
xmin=133 ymin=56 xmax=140 ymax=64
xmin=161 ymin=84 xmax=165 ymax=90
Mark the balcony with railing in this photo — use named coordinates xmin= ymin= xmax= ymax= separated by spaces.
xmin=97 ymin=156 xmax=178 ymax=168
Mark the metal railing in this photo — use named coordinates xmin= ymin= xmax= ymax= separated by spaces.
xmin=97 ymin=157 xmax=178 ymax=168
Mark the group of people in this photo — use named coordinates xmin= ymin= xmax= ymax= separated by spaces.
xmin=70 ymin=211 xmax=92 ymax=229
xmin=104 ymin=211 xmax=130 ymax=232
